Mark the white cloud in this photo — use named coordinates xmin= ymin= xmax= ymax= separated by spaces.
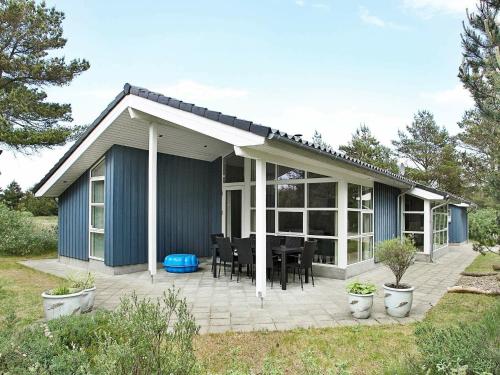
xmin=359 ymin=6 xmax=409 ymax=30
xmin=155 ymin=80 xmax=248 ymax=104
xmin=294 ymin=0 xmax=330 ymax=11
xmin=359 ymin=6 xmax=386 ymax=27
xmin=295 ymin=0 xmax=305 ymax=6
xmin=402 ymin=0 xmax=477 ymax=17
xmin=420 ymin=84 xmax=473 ymax=107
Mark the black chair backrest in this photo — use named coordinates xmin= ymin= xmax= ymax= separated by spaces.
xmin=233 ymin=237 xmax=254 ymax=265
xmin=216 ymin=237 xmax=233 ymax=262
xmin=301 ymin=240 xmax=317 ymax=268
xmin=285 ymin=236 xmax=302 ymax=248
xmin=265 ymin=237 xmax=280 ymax=266
xmin=210 ymin=233 xmax=224 ymax=245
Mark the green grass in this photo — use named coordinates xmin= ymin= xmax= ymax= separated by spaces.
xmin=0 ymin=252 xmax=497 ymax=374
xmin=31 ymin=215 xmax=58 ymax=228
xmin=464 ymin=252 xmax=499 ymax=273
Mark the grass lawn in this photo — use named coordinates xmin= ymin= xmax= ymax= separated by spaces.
xmin=31 ymin=215 xmax=58 ymax=228
xmin=0 ymin=252 xmax=59 ymax=329
xmin=464 ymin=252 xmax=499 ymax=273
xmin=0 ymin=251 xmax=498 ymax=374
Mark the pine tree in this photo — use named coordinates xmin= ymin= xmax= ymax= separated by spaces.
xmin=0 ymin=0 xmax=90 ymax=153
xmin=392 ymin=110 xmax=465 ymax=195
xmin=458 ymin=0 xmax=500 ymax=207
xmin=339 ymin=124 xmax=399 ymax=174
xmin=312 ymin=130 xmax=330 ymax=150
xmin=1 ymin=180 xmax=24 ymax=209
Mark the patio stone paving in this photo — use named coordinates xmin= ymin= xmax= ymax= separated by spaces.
xmin=21 ymin=244 xmax=476 ymax=333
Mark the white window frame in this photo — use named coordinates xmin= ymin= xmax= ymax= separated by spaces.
xmin=346 ymin=184 xmax=374 ymax=265
xmin=432 ymin=204 xmax=448 ymax=251
xmin=402 ymin=195 xmax=425 ymax=251
xmin=89 ymin=157 xmax=105 ymax=261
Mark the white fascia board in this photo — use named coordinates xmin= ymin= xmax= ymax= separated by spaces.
xmin=127 ymin=96 xmax=266 ymax=147
xmin=35 ymin=97 xmax=132 ymax=197
xmin=236 ymin=145 xmax=379 ymax=187
xmin=36 ymin=94 xmax=266 ymax=197
xmin=407 ymin=187 xmax=445 ymax=201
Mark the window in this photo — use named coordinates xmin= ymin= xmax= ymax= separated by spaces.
xmin=89 ymin=158 xmax=105 ymax=260
xmin=433 ymin=204 xmax=448 ymax=251
xmin=278 ymin=184 xmax=304 ymax=208
xmin=347 ymin=183 xmax=374 ymax=264
xmin=248 ymin=164 xmax=339 ymax=265
xmin=402 ymin=195 xmax=425 ymax=251
xmin=223 ymin=153 xmax=244 ymax=183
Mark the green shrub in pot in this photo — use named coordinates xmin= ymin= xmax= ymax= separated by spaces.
xmin=346 ymin=281 xmax=377 ymax=319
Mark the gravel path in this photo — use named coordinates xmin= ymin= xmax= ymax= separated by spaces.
xmin=456 ymin=274 xmax=500 ymax=294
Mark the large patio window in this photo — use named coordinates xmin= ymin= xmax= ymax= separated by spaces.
xmin=250 ymin=164 xmax=338 ymax=265
xmin=432 ymin=204 xmax=448 ymax=251
xmin=403 ymin=195 xmax=424 ymax=251
xmin=89 ymin=158 xmax=105 ymax=260
xmin=347 ymin=184 xmax=374 ymax=264
xmin=223 ymin=153 xmax=244 ymax=183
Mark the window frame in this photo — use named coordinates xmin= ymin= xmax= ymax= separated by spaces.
xmin=346 ymin=184 xmax=374 ymax=265
xmin=89 ymin=157 xmax=105 ymax=261
xmin=402 ymin=194 xmax=425 ymax=252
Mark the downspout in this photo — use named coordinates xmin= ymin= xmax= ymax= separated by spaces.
xmin=429 ymin=196 xmax=449 ymax=263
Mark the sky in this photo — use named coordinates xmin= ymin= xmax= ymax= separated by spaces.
xmin=0 ymin=0 xmax=477 ymax=189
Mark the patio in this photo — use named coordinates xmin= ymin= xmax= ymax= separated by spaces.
xmin=22 ymin=244 xmax=476 ymax=334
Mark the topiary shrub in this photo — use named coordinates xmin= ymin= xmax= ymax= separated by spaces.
xmin=0 ymin=202 xmax=57 ymax=255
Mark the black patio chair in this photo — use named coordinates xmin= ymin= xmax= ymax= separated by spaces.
xmin=216 ymin=237 xmax=237 ymax=279
xmin=210 ymin=233 xmax=224 ymax=272
xmin=266 ymin=236 xmax=281 ymax=287
xmin=293 ymin=240 xmax=317 ymax=290
xmin=233 ymin=237 xmax=255 ymax=283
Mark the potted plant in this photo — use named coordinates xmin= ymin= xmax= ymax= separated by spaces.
xmin=376 ymin=237 xmax=417 ymax=318
xmin=68 ymin=272 xmax=96 ymax=313
xmin=346 ymin=281 xmax=377 ymax=319
xmin=42 ymin=284 xmax=83 ymax=321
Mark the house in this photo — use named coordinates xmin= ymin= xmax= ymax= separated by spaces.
xmin=34 ymin=83 xmax=470 ymax=299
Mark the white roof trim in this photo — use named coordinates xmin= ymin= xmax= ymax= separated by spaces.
xmin=36 ymin=95 xmax=266 ymax=197
xmin=407 ymin=187 xmax=445 ymax=201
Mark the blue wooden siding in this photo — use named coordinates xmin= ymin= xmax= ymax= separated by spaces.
xmin=105 ymin=145 xmax=221 ymax=266
xmin=58 ymin=172 xmax=89 ymax=260
xmin=105 ymin=145 xmax=148 ymax=266
xmin=449 ymin=205 xmax=468 ymax=244
xmin=374 ymin=182 xmax=400 ymax=244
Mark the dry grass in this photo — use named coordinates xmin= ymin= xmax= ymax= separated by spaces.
xmin=31 ymin=215 xmax=58 ymax=229
xmin=0 ymin=253 xmax=60 ymax=329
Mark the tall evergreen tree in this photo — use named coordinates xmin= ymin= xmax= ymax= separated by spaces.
xmin=312 ymin=130 xmax=330 ymax=150
xmin=392 ymin=110 xmax=465 ymax=195
xmin=1 ymin=180 xmax=23 ymax=209
xmin=458 ymin=0 xmax=500 ymax=207
xmin=0 ymin=0 xmax=90 ymax=153
xmin=339 ymin=124 xmax=399 ymax=173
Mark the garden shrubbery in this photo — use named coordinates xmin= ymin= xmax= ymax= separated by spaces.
xmin=0 ymin=202 xmax=57 ymax=255
xmin=390 ymin=301 xmax=500 ymax=374
xmin=0 ymin=288 xmax=200 ymax=374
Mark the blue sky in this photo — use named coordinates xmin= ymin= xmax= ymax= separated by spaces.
xmin=1 ymin=0 xmax=477 ymax=189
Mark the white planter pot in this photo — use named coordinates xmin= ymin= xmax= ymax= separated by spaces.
xmin=383 ymin=284 xmax=414 ymax=318
xmin=42 ymin=289 xmax=83 ymax=321
xmin=348 ymin=292 xmax=374 ymax=319
xmin=80 ymin=286 xmax=96 ymax=313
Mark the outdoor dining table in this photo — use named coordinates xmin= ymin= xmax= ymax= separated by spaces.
xmin=272 ymin=246 xmax=308 ymax=290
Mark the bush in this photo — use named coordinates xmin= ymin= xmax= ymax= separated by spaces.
xmin=409 ymin=302 xmax=500 ymax=374
xmin=469 ymin=208 xmax=499 ymax=247
xmin=0 ymin=202 xmax=57 ymax=255
xmin=0 ymin=288 xmax=200 ymax=374
xmin=20 ymin=191 xmax=58 ymax=216
xmin=346 ymin=281 xmax=376 ymax=295
xmin=376 ymin=237 xmax=417 ymax=288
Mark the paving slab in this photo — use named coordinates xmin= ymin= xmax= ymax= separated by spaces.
xmin=21 ymin=244 xmax=476 ymax=334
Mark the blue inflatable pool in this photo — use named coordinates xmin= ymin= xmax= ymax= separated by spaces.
xmin=163 ymin=254 xmax=198 ymax=273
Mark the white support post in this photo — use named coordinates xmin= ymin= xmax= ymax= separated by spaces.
xmin=423 ymin=199 xmax=432 ymax=255
xmin=148 ymin=123 xmax=158 ymax=281
xmin=255 ymin=159 xmax=267 ymax=302
xmin=337 ymin=181 xmax=348 ymax=268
